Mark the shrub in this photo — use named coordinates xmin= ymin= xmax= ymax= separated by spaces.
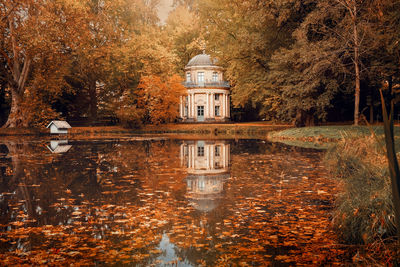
xmin=22 ymin=95 xmax=61 ymax=128
xmin=115 ymin=106 xmax=145 ymax=129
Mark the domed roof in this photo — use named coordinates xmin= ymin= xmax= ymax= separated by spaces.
xmin=186 ymin=52 xmax=216 ymax=67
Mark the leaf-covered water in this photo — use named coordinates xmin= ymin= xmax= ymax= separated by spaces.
xmin=0 ymin=139 xmax=347 ymax=265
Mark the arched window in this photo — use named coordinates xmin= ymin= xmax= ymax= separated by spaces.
xmin=186 ymin=72 xmax=191 ymax=82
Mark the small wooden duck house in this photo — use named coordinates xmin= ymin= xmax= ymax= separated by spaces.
xmin=47 ymin=120 xmax=72 ymax=134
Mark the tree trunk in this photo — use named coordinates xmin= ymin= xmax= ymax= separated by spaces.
xmin=3 ymin=89 xmax=25 ymax=128
xmin=305 ymin=113 xmax=315 ymax=127
xmin=294 ymin=109 xmax=304 ymax=127
xmin=380 ymin=90 xmax=400 ymax=242
xmin=354 ymin=49 xmax=360 ymax=125
xmin=5 ymin=141 xmax=35 ymax=219
xmin=2 ymin=16 xmax=31 ymax=128
xmin=88 ymin=79 xmax=97 ymax=123
xmin=294 ymin=109 xmax=315 ymax=127
xmin=353 ymin=4 xmax=360 ymax=126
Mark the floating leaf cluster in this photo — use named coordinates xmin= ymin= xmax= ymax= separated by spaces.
xmin=0 ymin=140 xmax=350 ymax=265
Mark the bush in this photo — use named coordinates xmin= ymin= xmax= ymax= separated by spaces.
xmin=22 ymin=96 xmax=61 ymax=128
xmin=325 ymin=135 xmax=396 ymax=244
xmin=115 ymin=106 xmax=144 ymax=129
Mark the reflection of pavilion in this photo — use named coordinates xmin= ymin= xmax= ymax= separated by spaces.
xmin=180 ymin=141 xmax=230 ymax=212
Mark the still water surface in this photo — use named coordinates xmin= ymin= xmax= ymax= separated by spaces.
xmin=0 ymin=139 xmax=343 ymax=265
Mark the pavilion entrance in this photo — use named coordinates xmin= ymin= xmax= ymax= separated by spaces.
xmin=197 ymin=106 xmax=204 ymax=122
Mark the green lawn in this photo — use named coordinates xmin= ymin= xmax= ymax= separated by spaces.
xmin=266 ymin=125 xmax=400 ymax=150
xmin=268 ymin=125 xmax=400 ymax=140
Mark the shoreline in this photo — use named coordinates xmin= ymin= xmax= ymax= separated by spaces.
xmin=0 ymin=123 xmax=290 ymax=140
xmin=1 ymin=124 xmax=393 ymax=147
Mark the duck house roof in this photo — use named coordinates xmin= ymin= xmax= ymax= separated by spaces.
xmin=46 ymin=120 xmax=72 ymax=129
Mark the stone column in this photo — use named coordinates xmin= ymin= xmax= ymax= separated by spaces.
xmin=206 ymin=92 xmax=209 ymax=119
xmin=180 ymin=144 xmax=184 ymax=166
xmin=211 ymin=93 xmax=215 ymax=118
xmin=226 ymin=144 xmax=230 ymax=166
xmin=225 ymin=94 xmax=228 ymax=118
xmin=179 ymin=96 xmax=183 ymax=118
xmin=188 ymin=145 xmax=191 ymax=168
xmin=222 ymin=144 xmax=225 ymax=168
xmin=221 ymin=93 xmax=225 ymax=118
xmin=209 ymin=93 xmax=212 ymax=118
xmin=188 ymin=93 xmax=192 ymax=118
xmin=191 ymin=145 xmax=195 ymax=168
xmin=209 ymin=94 xmax=212 ymax=118
xmin=222 ymin=93 xmax=226 ymax=118
xmin=192 ymin=93 xmax=195 ymax=118
xmin=210 ymin=144 xmax=214 ymax=169
xmin=183 ymin=95 xmax=186 ymax=118
xmin=192 ymin=93 xmax=196 ymax=120
xmin=227 ymin=94 xmax=230 ymax=118
xmin=208 ymin=145 xmax=212 ymax=170
xmin=206 ymin=145 xmax=210 ymax=169
xmin=187 ymin=94 xmax=191 ymax=117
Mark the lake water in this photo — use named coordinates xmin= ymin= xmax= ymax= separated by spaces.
xmin=0 ymin=138 xmax=346 ymax=265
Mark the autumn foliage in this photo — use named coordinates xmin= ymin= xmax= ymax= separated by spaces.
xmin=117 ymin=75 xmax=185 ymax=126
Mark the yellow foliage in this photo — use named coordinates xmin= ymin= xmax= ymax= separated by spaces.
xmin=137 ymin=74 xmax=185 ymax=124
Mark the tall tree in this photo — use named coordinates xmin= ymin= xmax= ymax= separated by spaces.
xmin=0 ymin=0 xmax=87 ymax=127
xmin=165 ymin=4 xmax=202 ymax=74
xmin=1 ymin=0 xmax=33 ymax=127
xmin=74 ymin=0 xmax=160 ymax=122
xmin=68 ymin=0 xmax=129 ymax=122
xmin=198 ymin=0 xmax=313 ymax=120
xmin=325 ymin=0 xmax=369 ymax=125
xmin=115 ymin=25 xmax=184 ymax=127
xmin=331 ymin=0 xmax=363 ymax=125
xmin=267 ymin=38 xmax=342 ymax=126
xmin=299 ymin=0 xmax=400 ymax=125
xmin=198 ymin=0 xmax=400 ymax=125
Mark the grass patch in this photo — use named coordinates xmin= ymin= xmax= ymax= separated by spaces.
xmin=324 ymin=135 xmax=400 ymax=267
xmin=325 ymin=135 xmax=396 ymax=244
xmin=267 ymin=126 xmax=393 ymax=149
xmin=268 ymin=125 xmax=400 ymax=142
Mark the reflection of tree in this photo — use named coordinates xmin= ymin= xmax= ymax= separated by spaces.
xmin=0 ymin=141 xmax=48 ymax=253
xmin=0 ymin=139 xmax=340 ymax=266
xmin=0 ymin=143 xmax=12 ymax=228
xmin=0 ymin=140 xmax=188 ymax=265
xmin=1 ymin=142 xmax=36 ymax=216
xmin=167 ymin=140 xmax=338 ymax=266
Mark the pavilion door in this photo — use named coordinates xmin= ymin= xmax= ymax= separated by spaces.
xmin=197 ymin=106 xmax=204 ymax=122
